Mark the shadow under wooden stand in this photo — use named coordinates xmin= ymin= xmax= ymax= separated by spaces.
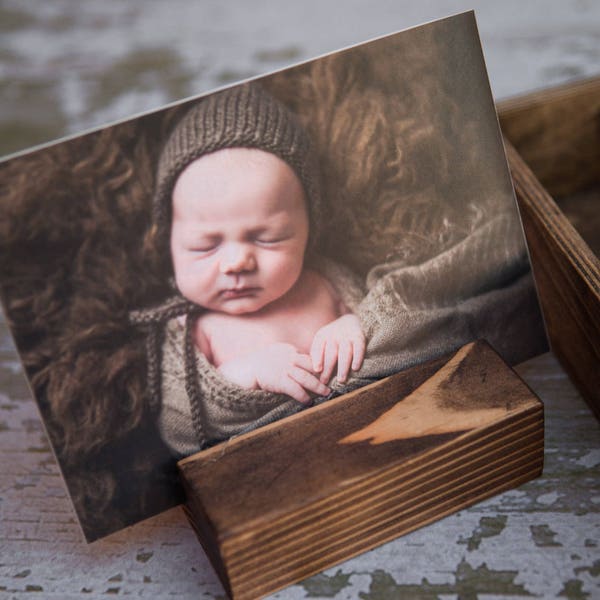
xmin=178 ymin=340 xmax=543 ymax=599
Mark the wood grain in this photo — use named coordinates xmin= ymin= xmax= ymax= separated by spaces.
xmin=498 ymin=77 xmax=600 ymax=198
xmin=178 ymin=340 xmax=544 ymax=600
xmin=504 ymin=140 xmax=600 ymax=420
xmin=498 ymin=76 xmax=600 ymax=419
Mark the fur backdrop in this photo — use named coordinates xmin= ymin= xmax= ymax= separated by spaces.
xmin=0 ymin=15 xmax=546 ymax=540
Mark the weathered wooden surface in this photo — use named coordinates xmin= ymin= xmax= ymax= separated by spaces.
xmin=1 ymin=311 xmax=599 ymax=598
xmin=179 ymin=341 xmax=543 ymax=599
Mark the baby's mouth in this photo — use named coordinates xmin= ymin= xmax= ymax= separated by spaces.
xmin=220 ymin=287 xmax=259 ymax=299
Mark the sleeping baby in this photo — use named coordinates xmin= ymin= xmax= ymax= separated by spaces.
xmin=138 ymin=82 xmax=366 ymax=456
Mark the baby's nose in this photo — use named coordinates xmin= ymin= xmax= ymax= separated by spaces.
xmin=220 ymin=243 xmax=257 ymax=274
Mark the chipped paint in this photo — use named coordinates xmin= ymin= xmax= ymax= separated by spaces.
xmin=301 ymin=570 xmax=353 ymax=597
xmin=454 ymin=558 xmax=534 ymax=597
xmin=575 ymin=561 xmax=600 ymax=577
xmin=13 ymin=570 xmax=31 ymax=578
xmin=356 ymin=559 xmax=535 ymax=599
xmin=459 ymin=515 xmax=508 ymax=551
xmin=358 ymin=569 xmax=452 ymax=599
xmin=136 ymin=551 xmax=154 ymax=564
xmin=530 ymin=524 xmax=562 ymax=547
xmin=558 ymin=579 xmax=590 ymax=599
xmin=105 ymin=587 xmax=120 ymax=595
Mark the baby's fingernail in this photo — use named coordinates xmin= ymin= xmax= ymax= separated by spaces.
xmin=314 ymin=363 xmax=323 ymax=372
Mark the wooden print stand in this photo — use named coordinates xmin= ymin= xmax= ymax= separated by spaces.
xmin=498 ymin=77 xmax=600 ymax=419
xmin=178 ymin=340 xmax=544 ymax=600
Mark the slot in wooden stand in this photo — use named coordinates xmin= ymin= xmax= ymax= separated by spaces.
xmin=178 ymin=340 xmax=544 ymax=599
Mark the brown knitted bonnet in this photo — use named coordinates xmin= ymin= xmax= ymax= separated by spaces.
xmin=153 ymin=82 xmax=322 ymax=250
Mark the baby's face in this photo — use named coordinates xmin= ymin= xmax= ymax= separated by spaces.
xmin=170 ymin=147 xmax=309 ymax=315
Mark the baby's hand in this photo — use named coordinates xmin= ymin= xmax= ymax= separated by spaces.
xmin=217 ymin=342 xmax=331 ymax=404
xmin=310 ymin=314 xmax=366 ymax=384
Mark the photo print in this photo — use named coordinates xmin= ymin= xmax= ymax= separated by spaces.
xmin=0 ymin=11 xmax=547 ymax=541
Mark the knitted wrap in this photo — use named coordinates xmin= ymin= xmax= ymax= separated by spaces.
xmin=129 ymin=255 xmax=367 ymax=454
xmin=153 ymin=82 xmax=322 ymax=251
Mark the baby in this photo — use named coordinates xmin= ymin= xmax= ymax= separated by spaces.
xmin=147 ymin=82 xmax=366 ymax=453
xmin=170 ymin=147 xmax=365 ymax=403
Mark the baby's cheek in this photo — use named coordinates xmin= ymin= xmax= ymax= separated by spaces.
xmin=177 ymin=259 xmax=213 ymax=300
xmin=270 ymin=252 xmax=303 ymax=284
xmin=282 ymin=245 xmax=305 ymax=270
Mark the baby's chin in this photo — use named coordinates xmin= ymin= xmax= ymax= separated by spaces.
xmin=210 ymin=296 xmax=270 ymax=316
xmin=188 ymin=285 xmax=294 ymax=316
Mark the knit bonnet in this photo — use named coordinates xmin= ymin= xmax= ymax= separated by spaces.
xmin=153 ymin=82 xmax=322 ymax=250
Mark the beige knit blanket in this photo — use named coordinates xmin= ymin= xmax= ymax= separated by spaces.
xmin=158 ymin=257 xmax=365 ymax=456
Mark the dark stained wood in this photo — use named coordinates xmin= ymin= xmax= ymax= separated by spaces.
xmin=504 ymin=140 xmax=600 ymax=420
xmin=178 ymin=340 xmax=544 ymax=600
xmin=557 ymin=187 xmax=600 ymax=259
xmin=498 ymin=76 xmax=600 ymax=420
xmin=499 ymin=78 xmax=600 ymax=257
xmin=498 ymin=77 xmax=600 ymax=198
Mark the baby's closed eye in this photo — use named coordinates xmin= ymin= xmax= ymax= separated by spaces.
xmin=190 ymin=245 xmax=218 ymax=255
xmin=187 ymin=234 xmax=222 ymax=254
xmin=251 ymin=224 xmax=294 ymax=246
xmin=254 ymin=235 xmax=287 ymax=246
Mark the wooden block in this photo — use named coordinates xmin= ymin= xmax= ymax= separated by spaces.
xmin=498 ymin=76 xmax=600 ymax=421
xmin=505 ymin=140 xmax=600 ymax=421
xmin=178 ymin=340 xmax=544 ymax=600
xmin=498 ymin=76 xmax=600 ymax=198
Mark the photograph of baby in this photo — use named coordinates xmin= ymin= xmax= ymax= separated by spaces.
xmin=0 ymin=11 xmax=547 ymax=541
xmin=137 ymin=83 xmax=369 ymax=458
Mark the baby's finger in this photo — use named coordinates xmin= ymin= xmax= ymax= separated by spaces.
xmin=290 ymin=366 xmax=331 ymax=397
xmin=336 ymin=340 xmax=353 ymax=383
xmin=295 ymin=353 xmax=318 ymax=374
xmin=278 ymin=375 xmax=312 ymax=404
xmin=321 ymin=341 xmax=338 ymax=384
xmin=310 ymin=335 xmax=325 ymax=373
xmin=351 ymin=335 xmax=366 ymax=372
